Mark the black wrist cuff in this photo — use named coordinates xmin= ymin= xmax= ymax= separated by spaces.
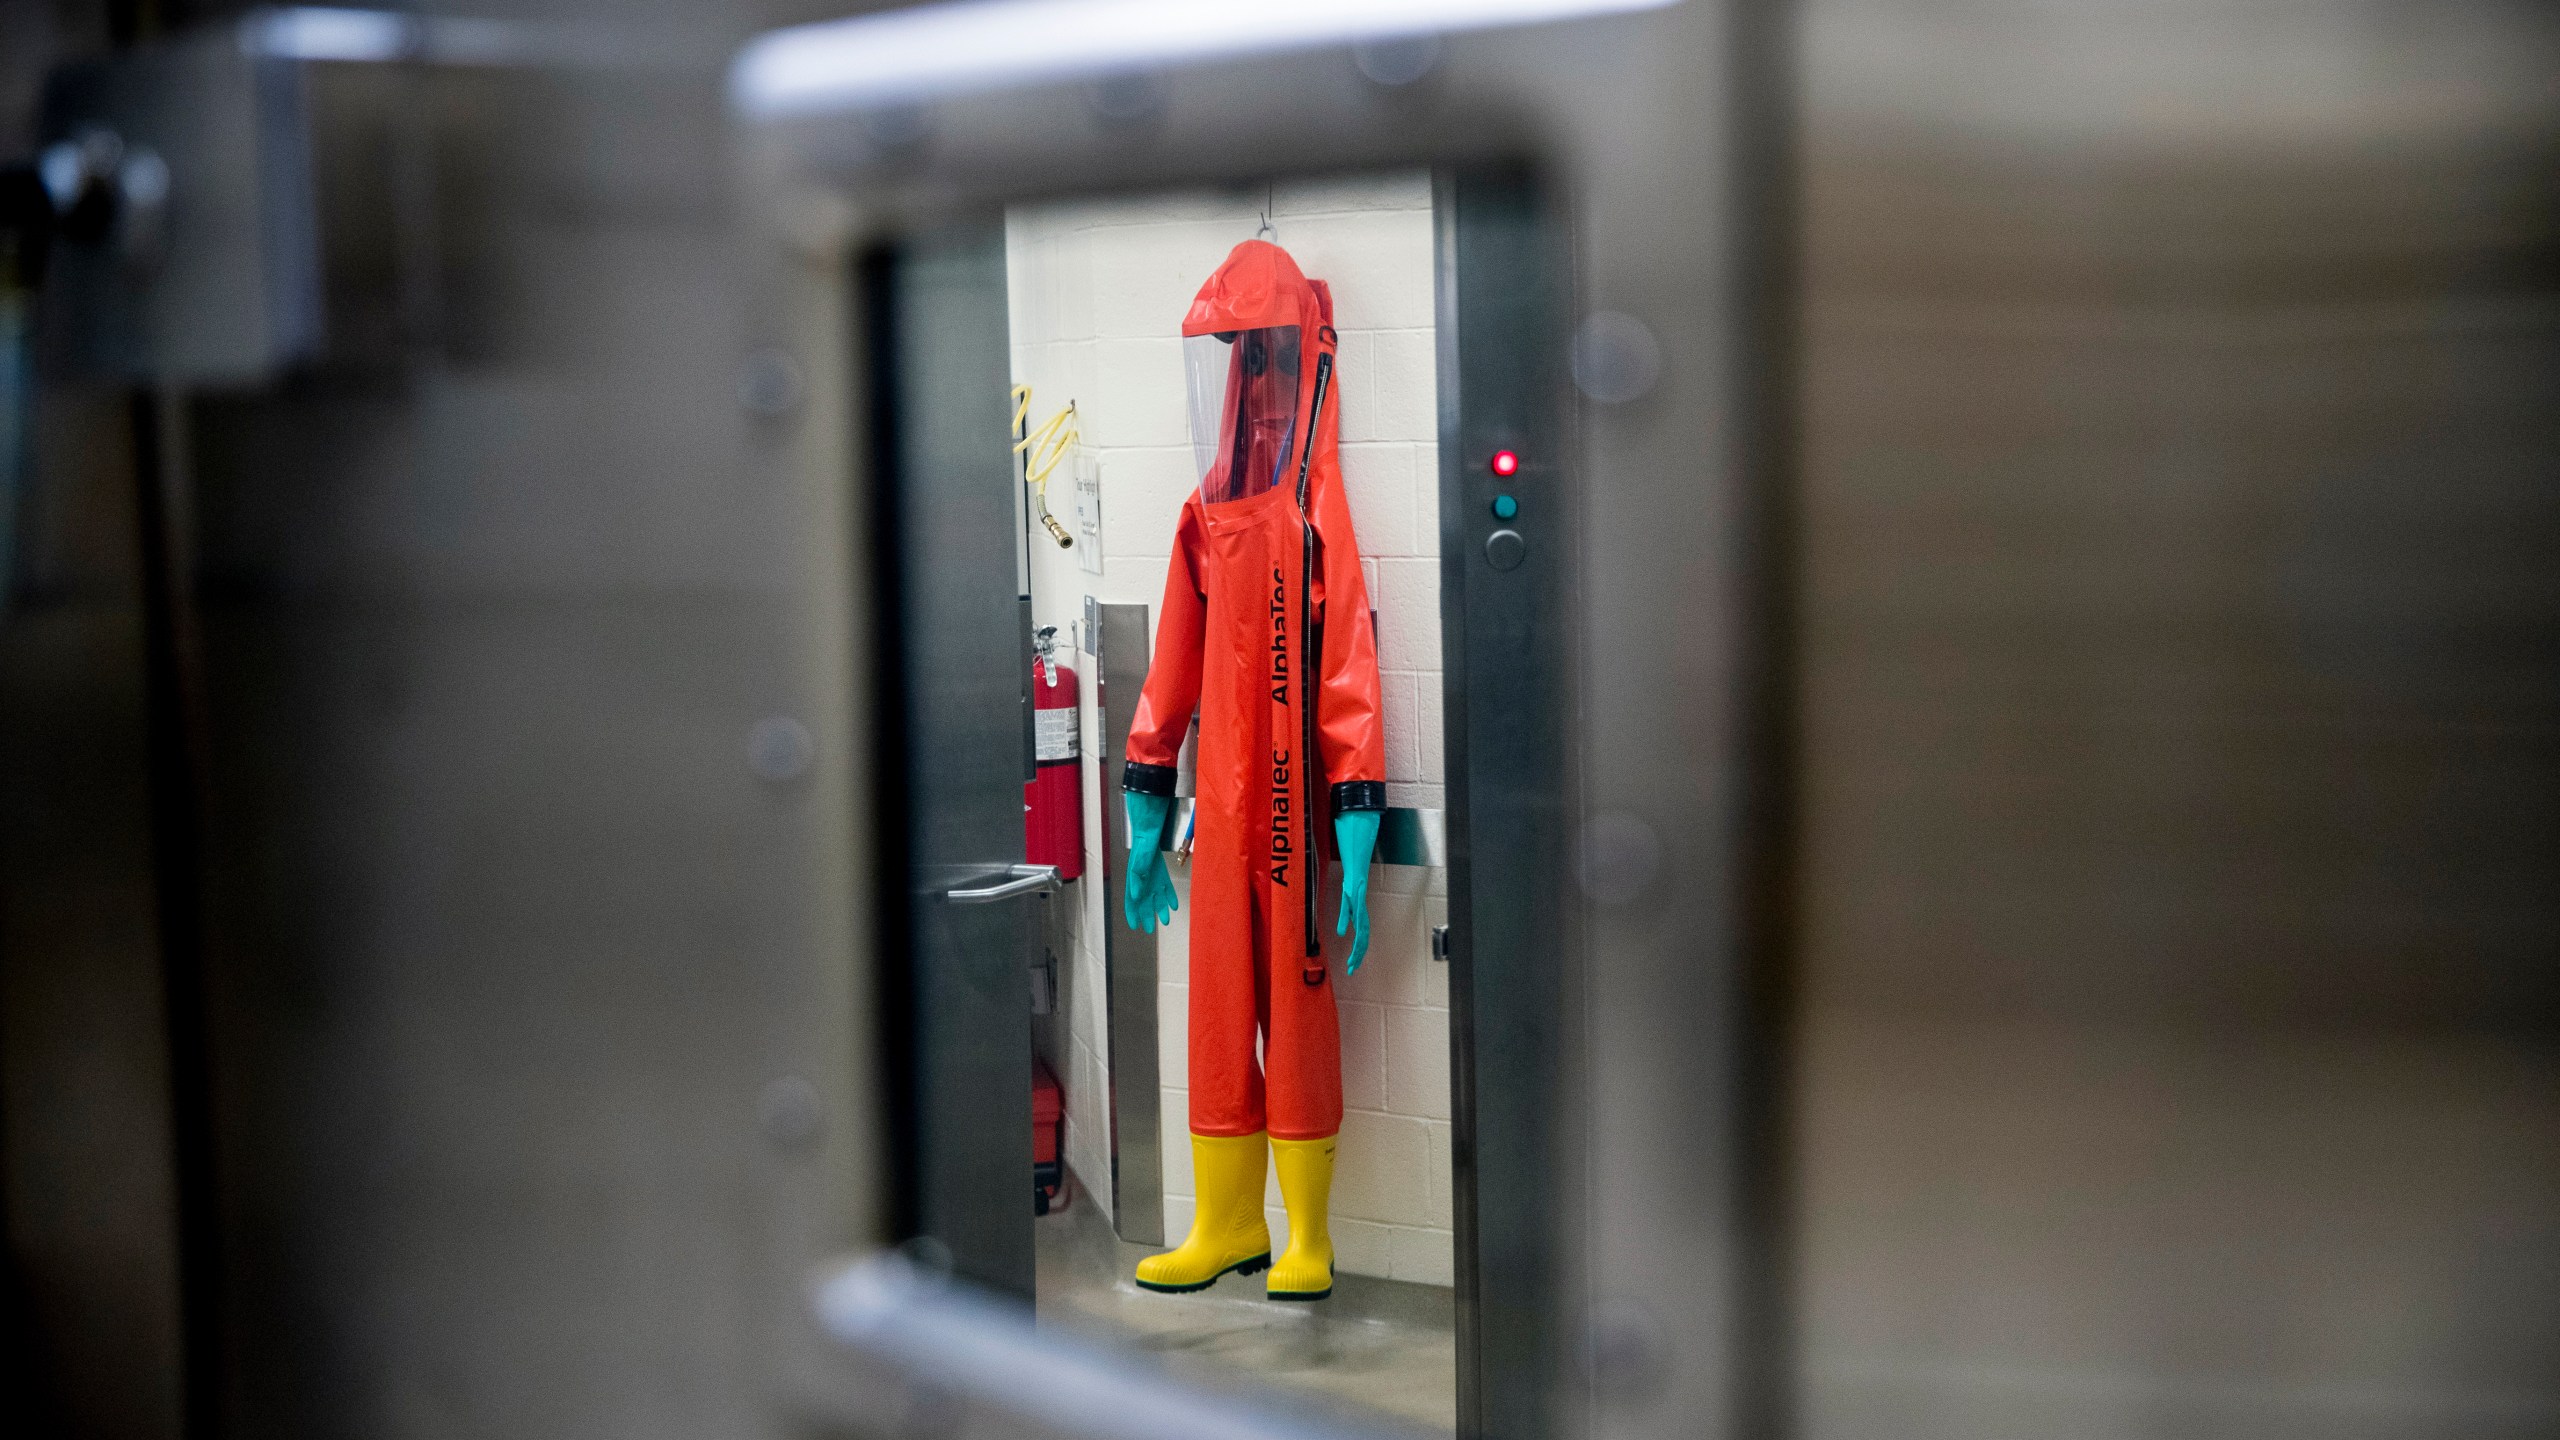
xmin=1331 ymin=780 xmax=1386 ymax=814
xmin=1123 ymin=761 xmax=1179 ymax=797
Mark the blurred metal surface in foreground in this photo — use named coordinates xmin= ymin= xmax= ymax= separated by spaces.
xmin=14 ymin=6 xmax=882 ymax=1439
xmin=1 ymin=1 xmax=2553 ymax=1439
xmin=1792 ymin=2 xmax=2560 ymax=1436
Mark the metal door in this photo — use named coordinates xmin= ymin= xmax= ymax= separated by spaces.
xmin=868 ymin=223 xmax=1046 ymax=1300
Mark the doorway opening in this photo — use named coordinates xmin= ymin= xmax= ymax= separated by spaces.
xmin=866 ymin=166 xmax=1569 ymax=1439
xmin=1012 ymin=174 xmax=1455 ymax=1432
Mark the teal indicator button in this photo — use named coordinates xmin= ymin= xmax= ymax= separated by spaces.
xmin=1491 ymin=494 xmax=1519 ymax=521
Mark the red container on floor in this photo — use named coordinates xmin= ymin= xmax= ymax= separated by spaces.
xmin=1033 ymin=1060 xmax=1066 ymax=1214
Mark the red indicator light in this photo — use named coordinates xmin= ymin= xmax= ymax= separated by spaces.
xmin=1490 ymin=449 xmax=1520 ymax=477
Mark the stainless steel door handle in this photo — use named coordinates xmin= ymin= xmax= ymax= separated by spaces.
xmin=943 ymin=863 xmax=1061 ymax=904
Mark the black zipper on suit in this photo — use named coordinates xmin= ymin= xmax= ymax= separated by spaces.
xmin=1294 ymin=350 xmax=1334 ymax=976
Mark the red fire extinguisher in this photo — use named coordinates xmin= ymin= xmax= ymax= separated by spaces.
xmin=1026 ymin=629 xmax=1084 ymax=880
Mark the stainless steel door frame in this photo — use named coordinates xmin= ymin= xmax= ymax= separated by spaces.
xmin=742 ymin=5 xmax=1778 ymax=1435
xmin=1436 ymin=165 xmax=1577 ymax=1440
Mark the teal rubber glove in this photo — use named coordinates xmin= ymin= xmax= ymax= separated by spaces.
xmin=1124 ymin=792 xmax=1179 ymax=933
xmin=1334 ymin=809 xmax=1381 ymax=975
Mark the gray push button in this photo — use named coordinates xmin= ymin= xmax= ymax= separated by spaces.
xmin=1486 ymin=528 xmax=1526 ymax=571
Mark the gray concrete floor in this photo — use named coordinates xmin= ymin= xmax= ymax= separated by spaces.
xmin=1034 ymin=1175 xmax=1457 ymax=1435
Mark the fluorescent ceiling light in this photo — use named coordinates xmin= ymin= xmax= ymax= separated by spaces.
xmin=236 ymin=7 xmax=579 ymax=66
xmin=240 ymin=6 xmax=414 ymax=62
xmin=731 ymin=0 xmax=1678 ymax=120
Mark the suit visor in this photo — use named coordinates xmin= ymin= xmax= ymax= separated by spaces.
xmin=1186 ymin=327 xmax=1301 ymax=504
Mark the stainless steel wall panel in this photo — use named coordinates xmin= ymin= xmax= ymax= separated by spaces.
xmin=1095 ymin=600 xmax=1163 ymax=1247
xmin=164 ymin=57 xmax=873 ymax=1438
xmin=1791 ymin=3 xmax=2560 ymax=1434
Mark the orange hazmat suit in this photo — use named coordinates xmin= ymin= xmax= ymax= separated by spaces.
xmin=1123 ymin=239 xmax=1386 ymax=1143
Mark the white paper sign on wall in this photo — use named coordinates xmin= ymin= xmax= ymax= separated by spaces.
xmin=1073 ymin=449 xmax=1104 ymax=577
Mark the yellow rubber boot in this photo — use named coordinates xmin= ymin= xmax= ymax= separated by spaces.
xmin=1267 ymin=1135 xmax=1337 ymax=1300
xmin=1135 ymin=1132 xmax=1271 ymax=1293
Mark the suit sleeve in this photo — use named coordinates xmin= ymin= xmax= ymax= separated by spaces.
xmin=1123 ymin=501 xmax=1206 ymax=796
xmin=1309 ymin=419 xmax=1387 ymax=815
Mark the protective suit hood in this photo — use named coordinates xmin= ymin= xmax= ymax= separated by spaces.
xmin=1181 ymin=238 xmax=1330 ymax=337
xmin=1182 ymin=240 xmax=1336 ymax=506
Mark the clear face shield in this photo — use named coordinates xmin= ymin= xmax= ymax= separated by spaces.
xmin=1185 ymin=326 xmax=1302 ymax=504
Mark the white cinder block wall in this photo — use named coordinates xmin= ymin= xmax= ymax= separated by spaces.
xmin=1007 ymin=173 xmax=1454 ymax=1286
